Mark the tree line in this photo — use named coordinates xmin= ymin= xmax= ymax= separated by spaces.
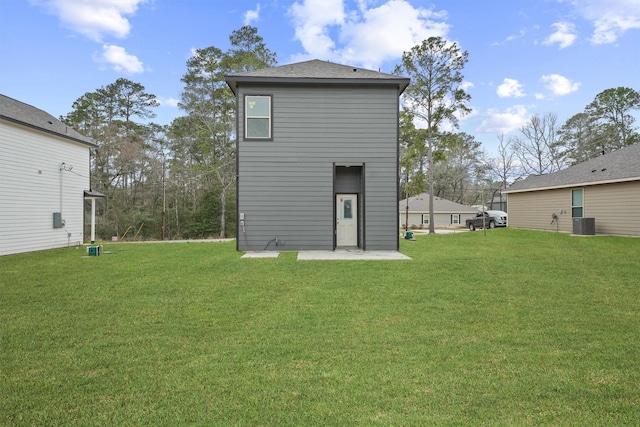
xmin=395 ymin=37 xmax=639 ymax=234
xmin=62 ymin=26 xmax=275 ymax=241
xmin=62 ymin=27 xmax=639 ymax=240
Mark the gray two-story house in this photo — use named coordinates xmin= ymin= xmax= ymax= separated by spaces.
xmin=225 ymin=60 xmax=409 ymax=251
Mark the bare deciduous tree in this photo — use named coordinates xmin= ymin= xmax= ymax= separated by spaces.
xmin=513 ymin=112 xmax=565 ymax=175
xmin=486 ymin=133 xmax=520 ymax=187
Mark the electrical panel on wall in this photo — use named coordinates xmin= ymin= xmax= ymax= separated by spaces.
xmin=53 ymin=212 xmax=63 ymax=228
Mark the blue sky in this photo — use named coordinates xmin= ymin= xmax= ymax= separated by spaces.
xmin=1 ymin=0 xmax=639 ymax=155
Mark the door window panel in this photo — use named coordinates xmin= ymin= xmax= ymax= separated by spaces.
xmin=343 ymin=199 xmax=353 ymax=219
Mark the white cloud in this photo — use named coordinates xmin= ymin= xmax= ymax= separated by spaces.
xmin=477 ymin=105 xmax=530 ymax=134
xmin=460 ymin=81 xmax=475 ymax=92
xmin=506 ymin=28 xmax=528 ymax=42
xmin=36 ymin=0 xmax=147 ymax=42
xmin=497 ymin=78 xmax=525 ymax=98
xmin=244 ymin=4 xmax=261 ymax=26
xmin=492 ymin=27 xmax=535 ymax=46
xmin=540 ymin=74 xmax=580 ymax=96
xmin=570 ymin=0 xmax=640 ymax=44
xmin=543 ymin=22 xmax=577 ymax=49
xmin=158 ymin=97 xmax=180 ymax=107
xmin=289 ymin=0 xmax=450 ymax=69
xmin=591 ymin=12 xmax=640 ymax=44
xmin=289 ymin=0 xmax=346 ymax=59
xmin=95 ymin=44 xmax=144 ymax=74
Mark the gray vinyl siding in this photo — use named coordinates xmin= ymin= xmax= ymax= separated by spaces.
xmin=237 ymin=84 xmax=399 ymax=251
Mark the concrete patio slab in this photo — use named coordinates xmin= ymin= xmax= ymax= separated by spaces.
xmin=241 ymin=251 xmax=280 ymax=258
xmin=297 ymin=249 xmax=411 ymax=261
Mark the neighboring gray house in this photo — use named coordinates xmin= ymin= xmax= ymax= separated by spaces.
xmin=399 ymin=193 xmax=477 ymax=229
xmin=0 ymin=94 xmax=97 ymax=256
xmin=504 ymin=143 xmax=640 ymax=236
xmin=490 ymin=192 xmax=507 ymax=212
xmin=225 ymin=60 xmax=409 ymax=251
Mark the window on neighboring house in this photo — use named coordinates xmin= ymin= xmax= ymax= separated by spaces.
xmin=422 ymin=214 xmax=430 ymax=225
xmin=245 ymin=95 xmax=271 ymax=139
xmin=451 ymin=214 xmax=460 ymax=224
xmin=571 ymin=189 xmax=583 ymax=217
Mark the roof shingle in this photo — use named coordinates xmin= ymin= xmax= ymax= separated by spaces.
xmin=399 ymin=193 xmax=477 ymax=213
xmin=0 ymin=94 xmax=95 ymax=147
xmin=505 ymin=143 xmax=640 ymax=193
xmin=225 ymin=59 xmax=410 ymax=93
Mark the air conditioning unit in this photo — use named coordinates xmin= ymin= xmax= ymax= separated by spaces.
xmin=573 ymin=217 xmax=595 ymax=235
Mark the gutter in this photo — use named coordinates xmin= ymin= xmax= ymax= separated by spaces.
xmin=504 ymin=176 xmax=640 ymax=194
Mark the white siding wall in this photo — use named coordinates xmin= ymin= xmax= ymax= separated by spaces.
xmin=0 ymin=121 xmax=91 ymax=255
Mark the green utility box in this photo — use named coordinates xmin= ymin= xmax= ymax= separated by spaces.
xmin=87 ymin=245 xmax=102 ymax=256
xmin=404 ymin=230 xmax=415 ymax=240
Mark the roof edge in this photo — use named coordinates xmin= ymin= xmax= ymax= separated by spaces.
xmin=84 ymin=189 xmax=106 ymax=198
xmin=504 ymin=175 xmax=640 ymax=193
xmin=225 ymin=76 xmax=410 ymax=95
xmin=400 ymin=210 xmax=477 ymax=214
xmin=1 ymin=115 xmax=97 ymax=148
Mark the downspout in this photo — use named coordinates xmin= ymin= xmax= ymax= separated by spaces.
xmin=90 ymin=198 xmax=96 ymax=244
xmin=361 ymin=163 xmax=366 ymax=251
xmin=333 ymin=162 xmax=337 ymax=250
xmin=235 ymin=85 xmax=242 ymax=251
xmin=59 ymin=162 xmax=64 ymax=219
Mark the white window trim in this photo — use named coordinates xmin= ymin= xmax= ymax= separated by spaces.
xmin=421 ymin=214 xmax=430 ymax=225
xmin=245 ymin=95 xmax=272 ymax=139
xmin=571 ymin=188 xmax=584 ymax=218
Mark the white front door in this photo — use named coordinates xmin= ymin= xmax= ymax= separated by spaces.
xmin=336 ymin=194 xmax=358 ymax=247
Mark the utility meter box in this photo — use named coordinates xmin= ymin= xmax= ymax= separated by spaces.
xmin=53 ymin=212 xmax=63 ymax=228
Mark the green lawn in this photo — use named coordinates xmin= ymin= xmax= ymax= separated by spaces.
xmin=1 ymin=229 xmax=639 ymax=425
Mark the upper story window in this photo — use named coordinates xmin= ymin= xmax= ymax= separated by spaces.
xmin=245 ymin=95 xmax=271 ymax=139
xmin=571 ymin=189 xmax=583 ymax=217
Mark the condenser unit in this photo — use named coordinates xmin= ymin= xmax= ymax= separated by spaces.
xmin=573 ymin=217 xmax=595 ymax=235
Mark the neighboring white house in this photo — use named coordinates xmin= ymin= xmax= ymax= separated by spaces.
xmin=399 ymin=193 xmax=478 ymax=229
xmin=0 ymin=94 xmax=96 ymax=256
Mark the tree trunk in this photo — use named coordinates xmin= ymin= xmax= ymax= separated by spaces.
xmin=219 ymin=186 xmax=227 ymax=239
xmin=428 ymin=133 xmax=435 ymax=235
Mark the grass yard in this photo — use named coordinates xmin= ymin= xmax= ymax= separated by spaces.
xmin=1 ymin=229 xmax=639 ymax=425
